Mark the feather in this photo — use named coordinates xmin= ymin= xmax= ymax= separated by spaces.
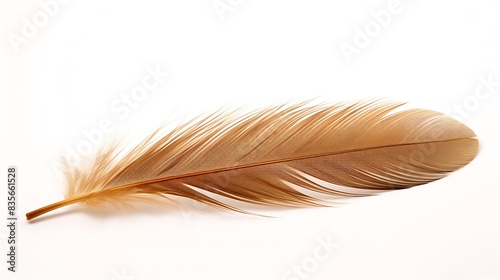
xmin=26 ymin=101 xmax=479 ymax=221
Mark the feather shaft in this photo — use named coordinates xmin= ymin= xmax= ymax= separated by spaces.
xmin=26 ymin=101 xmax=479 ymax=221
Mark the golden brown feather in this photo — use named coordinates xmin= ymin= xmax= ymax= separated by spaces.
xmin=26 ymin=101 xmax=479 ymax=220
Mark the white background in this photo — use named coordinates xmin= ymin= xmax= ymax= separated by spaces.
xmin=1 ymin=0 xmax=500 ymax=279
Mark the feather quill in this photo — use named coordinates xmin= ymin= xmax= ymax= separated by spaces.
xmin=26 ymin=101 xmax=478 ymax=221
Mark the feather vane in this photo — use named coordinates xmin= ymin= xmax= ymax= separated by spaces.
xmin=26 ymin=101 xmax=479 ymax=220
